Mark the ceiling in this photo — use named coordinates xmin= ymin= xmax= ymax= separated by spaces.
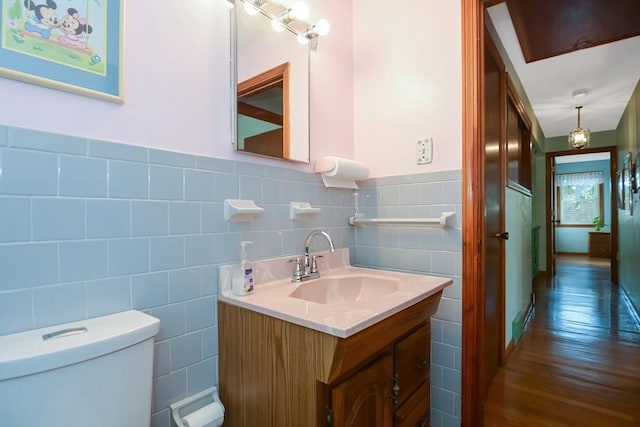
xmin=487 ymin=2 xmax=640 ymax=140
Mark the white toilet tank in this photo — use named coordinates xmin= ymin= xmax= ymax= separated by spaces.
xmin=0 ymin=310 xmax=160 ymax=427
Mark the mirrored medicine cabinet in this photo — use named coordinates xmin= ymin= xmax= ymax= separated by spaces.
xmin=232 ymin=1 xmax=311 ymax=163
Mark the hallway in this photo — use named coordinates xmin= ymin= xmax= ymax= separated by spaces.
xmin=483 ymin=255 xmax=640 ymax=426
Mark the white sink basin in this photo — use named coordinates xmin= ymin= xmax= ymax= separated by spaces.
xmin=289 ymin=275 xmax=399 ymax=304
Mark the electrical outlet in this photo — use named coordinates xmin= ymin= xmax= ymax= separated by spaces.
xmin=417 ymin=138 xmax=433 ymax=165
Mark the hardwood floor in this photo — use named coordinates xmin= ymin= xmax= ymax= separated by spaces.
xmin=484 ymin=255 xmax=640 ymax=426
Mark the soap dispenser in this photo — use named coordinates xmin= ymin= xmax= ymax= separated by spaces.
xmin=232 ymin=241 xmax=254 ymax=296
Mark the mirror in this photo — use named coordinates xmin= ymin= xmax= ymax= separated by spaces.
xmin=238 ymin=63 xmax=290 ymax=158
xmin=233 ymin=2 xmax=310 ymax=163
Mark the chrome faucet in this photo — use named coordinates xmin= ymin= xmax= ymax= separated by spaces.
xmin=290 ymin=230 xmax=335 ymax=282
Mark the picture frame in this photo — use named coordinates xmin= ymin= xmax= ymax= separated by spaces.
xmin=623 ymin=152 xmax=633 ymax=215
xmin=0 ymin=0 xmax=124 ymax=103
xmin=633 ymin=152 xmax=640 ymax=193
xmin=617 ymin=169 xmax=625 ymax=210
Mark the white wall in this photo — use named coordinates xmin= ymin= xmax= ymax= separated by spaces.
xmin=352 ymin=0 xmax=463 ymax=176
xmin=505 ymin=188 xmax=532 ymax=346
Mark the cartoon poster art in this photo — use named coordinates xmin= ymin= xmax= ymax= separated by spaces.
xmin=0 ymin=0 xmax=123 ymax=102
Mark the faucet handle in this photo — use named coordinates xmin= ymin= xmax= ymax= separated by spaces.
xmin=289 ymin=257 xmax=303 ymax=282
xmin=289 ymin=257 xmax=302 ymax=269
xmin=310 ymin=254 xmax=323 ymax=274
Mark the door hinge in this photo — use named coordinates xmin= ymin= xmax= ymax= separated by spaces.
xmin=326 ymin=407 xmax=333 ymax=427
xmin=392 ymin=373 xmax=400 ymax=405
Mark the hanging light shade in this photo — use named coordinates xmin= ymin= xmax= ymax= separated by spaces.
xmin=568 ymin=105 xmax=590 ymax=149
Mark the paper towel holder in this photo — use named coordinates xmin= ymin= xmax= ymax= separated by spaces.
xmin=170 ymin=386 xmax=224 ymax=427
xmin=314 ymin=156 xmax=369 ymax=189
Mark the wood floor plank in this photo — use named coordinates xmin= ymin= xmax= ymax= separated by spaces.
xmin=484 ymin=255 xmax=640 ymax=427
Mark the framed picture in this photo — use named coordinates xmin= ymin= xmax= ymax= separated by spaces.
xmin=623 ymin=152 xmax=633 ymax=215
xmin=0 ymin=0 xmax=123 ymax=103
xmin=633 ymin=153 xmax=640 ymax=193
xmin=617 ymin=169 xmax=625 ymax=210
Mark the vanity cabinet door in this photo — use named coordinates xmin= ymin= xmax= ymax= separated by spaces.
xmin=331 ymin=354 xmax=393 ymax=427
xmin=394 ymin=323 xmax=431 ymax=405
xmin=395 ymin=381 xmax=430 ymax=427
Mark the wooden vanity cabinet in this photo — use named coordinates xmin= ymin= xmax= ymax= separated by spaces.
xmin=218 ymin=291 xmax=442 ymax=427
xmin=330 ymin=354 xmax=394 ymax=427
xmin=393 ymin=323 xmax=431 ymax=427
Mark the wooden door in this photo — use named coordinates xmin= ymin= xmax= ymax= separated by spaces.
xmin=331 ymin=355 xmax=393 ymax=427
xmin=481 ymin=32 xmax=506 ymax=394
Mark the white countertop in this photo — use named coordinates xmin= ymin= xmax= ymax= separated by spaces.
xmin=218 ymin=249 xmax=452 ymax=338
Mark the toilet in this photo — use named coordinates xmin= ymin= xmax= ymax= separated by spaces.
xmin=0 ymin=310 xmax=160 ymax=427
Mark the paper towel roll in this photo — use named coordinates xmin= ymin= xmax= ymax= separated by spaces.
xmin=182 ymin=402 xmax=224 ymax=427
xmin=315 ymin=156 xmax=369 ymax=189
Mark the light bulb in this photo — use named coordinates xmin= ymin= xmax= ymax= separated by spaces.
xmin=271 ymin=19 xmax=285 ymax=32
xmin=243 ymin=1 xmax=259 ymax=15
xmin=290 ymin=2 xmax=309 ymax=20
xmin=314 ymin=18 xmax=330 ymax=36
xmin=297 ymin=34 xmax=309 ymax=45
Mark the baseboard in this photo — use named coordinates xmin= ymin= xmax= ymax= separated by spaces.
xmin=503 ymin=297 xmax=536 ymax=364
xmin=523 ymin=299 xmax=535 ymax=330
xmin=556 ymin=251 xmax=589 ymax=256
xmin=619 ymin=284 xmax=640 ymax=331
xmin=504 ymin=338 xmax=514 ymax=361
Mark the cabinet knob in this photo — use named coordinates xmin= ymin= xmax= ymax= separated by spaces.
xmin=416 ymin=359 xmax=428 ymax=369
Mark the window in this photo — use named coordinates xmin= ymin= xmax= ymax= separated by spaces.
xmin=556 ymin=171 xmax=604 ymax=225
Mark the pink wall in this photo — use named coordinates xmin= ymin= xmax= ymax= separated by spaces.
xmin=0 ymin=1 xmax=461 ymax=177
xmin=353 ymin=0 xmax=462 ymax=177
xmin=0 ymin=1 xmax=233 ymax=159
xmin=309 ymin=0 xmax=355 ymax=165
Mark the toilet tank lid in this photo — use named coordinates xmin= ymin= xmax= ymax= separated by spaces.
xmin=0 ymin=310 xmax=160 ymax=381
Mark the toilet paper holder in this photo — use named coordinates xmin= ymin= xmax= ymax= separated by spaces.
xmin=170 ymin=386 xmax=225 ymax=427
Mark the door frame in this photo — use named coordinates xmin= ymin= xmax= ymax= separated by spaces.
xmin=545 ymin=147 xmax=618 ymax=283
xmin=461 ymin=0 xmax=487 ymax=425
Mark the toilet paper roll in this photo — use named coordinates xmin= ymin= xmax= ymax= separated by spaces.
xmin=315 ymin=156 xmax=370 ymax=189
xmin=182 ymin=402 xmax=224 ymax=427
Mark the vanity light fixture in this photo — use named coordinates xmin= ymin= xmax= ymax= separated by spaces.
xmin=271 ymin=18 xmax=286 ymax=32
xmin=242 ymin=0 xmax=271 ymax=15
xmin=297 ymin=18 xmax=330 ymax=49
xmin=311 ymin=18 xmax=330 ymax=36
xmin=568 ymin=105 xmax=590 ymax=149
xmin=238 ymin=0 xmax=330 ymax=50
xmin=290 ymin=2 xmax=310 ymax=20
xmin=272 ymin=1 xmax=309 ymax=32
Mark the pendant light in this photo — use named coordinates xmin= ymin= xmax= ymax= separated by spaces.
xmin=568 ymin=105 xmax=590 ymax=149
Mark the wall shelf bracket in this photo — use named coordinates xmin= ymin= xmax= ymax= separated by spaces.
xmin=224 ymin=199 xmax=264 ymax=222
xmin=290 ymin=202 xmax=321 ymax=220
